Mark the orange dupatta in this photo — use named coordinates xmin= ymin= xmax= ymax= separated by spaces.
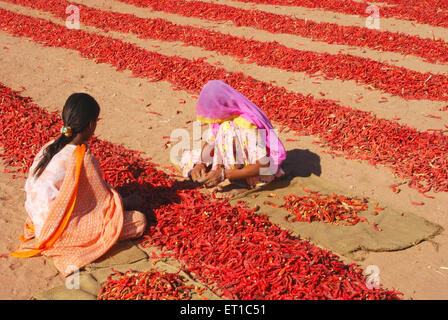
xmin=11 ymin=144 xmax=86 ymax=258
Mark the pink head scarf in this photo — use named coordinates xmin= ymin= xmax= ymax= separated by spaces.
xmin=196 ymin=80 xmax=286 ymax=167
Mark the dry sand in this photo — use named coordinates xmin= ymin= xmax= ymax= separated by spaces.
xmin=0 ymin=0 xmax=447 ymax=299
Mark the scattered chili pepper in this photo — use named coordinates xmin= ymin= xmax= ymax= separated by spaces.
xmin=263 ymin=200 xmax=283 ymax=208
xmin=302 ymin=186 xmax=319 ymax=194
xmin=411 ymin=202 xmax=425 ymax=206
xmin=283 ymin=192 xmax=369 ymax=226
xmin=424 ymin=115 xmax=442 ymax=119
xmin=421 ymin=193 xmax=435 ymax=199
xmin=389 ymin=183 xmax=402 ymax=194
xmin=373 ymin=202 xmax=384 ymax=211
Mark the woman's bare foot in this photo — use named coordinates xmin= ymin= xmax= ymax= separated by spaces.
xmin=215 ymin=188 xmax=248 ymax=199
xmin=212 ymin=183 xmax=249 ymax=199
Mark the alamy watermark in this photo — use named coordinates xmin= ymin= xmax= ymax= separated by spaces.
xmin=169 ymin=121 xmax=281 ymax=176
xmin=365 ymin=265 xmax=381 ymax=289
xmin=365 ymin=5 xmax=380 ymax=30
xmin=65 ymin=5 xmax=80 ymax=30
xmin=65 ymin=265 xmax=80 ymax=290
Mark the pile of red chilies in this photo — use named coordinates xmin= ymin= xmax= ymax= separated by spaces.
xmin=228 ymin=0 xmax=448 ymax=28
xmin=97 ymin=269 xmax=194 ymax=300
xmin=8 ymin=0 xmax=448 ymax=102
xmin=283 ymin=192 xmax=369 ymax=226
xmin=143 ymin=191 xmax=396 ymax=299
xmin=0 ymin=85 xmax=401 ymax=299
xmin=115 ymin=0 xmax=448 ymax=64
xmin=0 ymin=9 xmax=446 ymax=196
xmin=370 ymin=0 xmax=448 ymax=8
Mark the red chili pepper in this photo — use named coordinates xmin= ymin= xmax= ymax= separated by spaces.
xmin=389 ymin=183 xmax=402 ymax=194
xmin=263 ymin=200 xmax=283 ymax=208
xmin=373 ymin=202 xmax=384 ymax=211
xmin=424 ymin=114 xmax=442 ymax=119
xmin=421 ymin=193 xmax=436 ymax=199
xmin=302 ymin=186 xmax=319 ymax=194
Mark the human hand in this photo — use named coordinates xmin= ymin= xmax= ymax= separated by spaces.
xmin=198 ymin=166 xmax=225 ymax=188
xmin=190 ymin=163 xmax=206 ymax=182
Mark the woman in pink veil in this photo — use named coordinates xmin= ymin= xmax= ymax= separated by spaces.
xmin=178 ymin=80 xmax=286 ymax=198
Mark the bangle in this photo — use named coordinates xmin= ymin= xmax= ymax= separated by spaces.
xmin=221 ymin=167 xmax=226 ymax=182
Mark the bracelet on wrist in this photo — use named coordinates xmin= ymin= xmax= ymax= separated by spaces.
xmin=221 ymin=167 xmax=226 ymax=182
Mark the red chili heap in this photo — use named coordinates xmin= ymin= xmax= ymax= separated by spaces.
xmin=0 ymin=9 xmax=447 ymax=196
xmin=97 ymin=269 xmax=194 ymax=300
xmin=116 ymin=0 xmax=448 ymax=64
xmin=1 ymin=85 xmax=402 ymax=299
xmin=6 ymin=0 xmax=448 ymax=101
xmin=224 ymin=0 xmax=448 ymax=28
xmin=283 ymin=190 xmax=369 ymax=226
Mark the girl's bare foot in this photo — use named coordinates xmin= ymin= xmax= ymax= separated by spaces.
xmin=122 ymin=193 xmax=142 ymax=210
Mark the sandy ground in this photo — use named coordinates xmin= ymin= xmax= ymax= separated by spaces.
xmin=0 ymin=0 xmax=447 ymax=299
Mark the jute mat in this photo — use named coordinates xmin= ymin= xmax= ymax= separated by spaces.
xmin=32 ymin=240 xmax=221 ymax=300
xmin=229 ymin=174 xmax=442 ymax=260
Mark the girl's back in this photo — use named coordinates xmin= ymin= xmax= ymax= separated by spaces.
xmin=25 ymin=141 xmax=76 ymax=238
